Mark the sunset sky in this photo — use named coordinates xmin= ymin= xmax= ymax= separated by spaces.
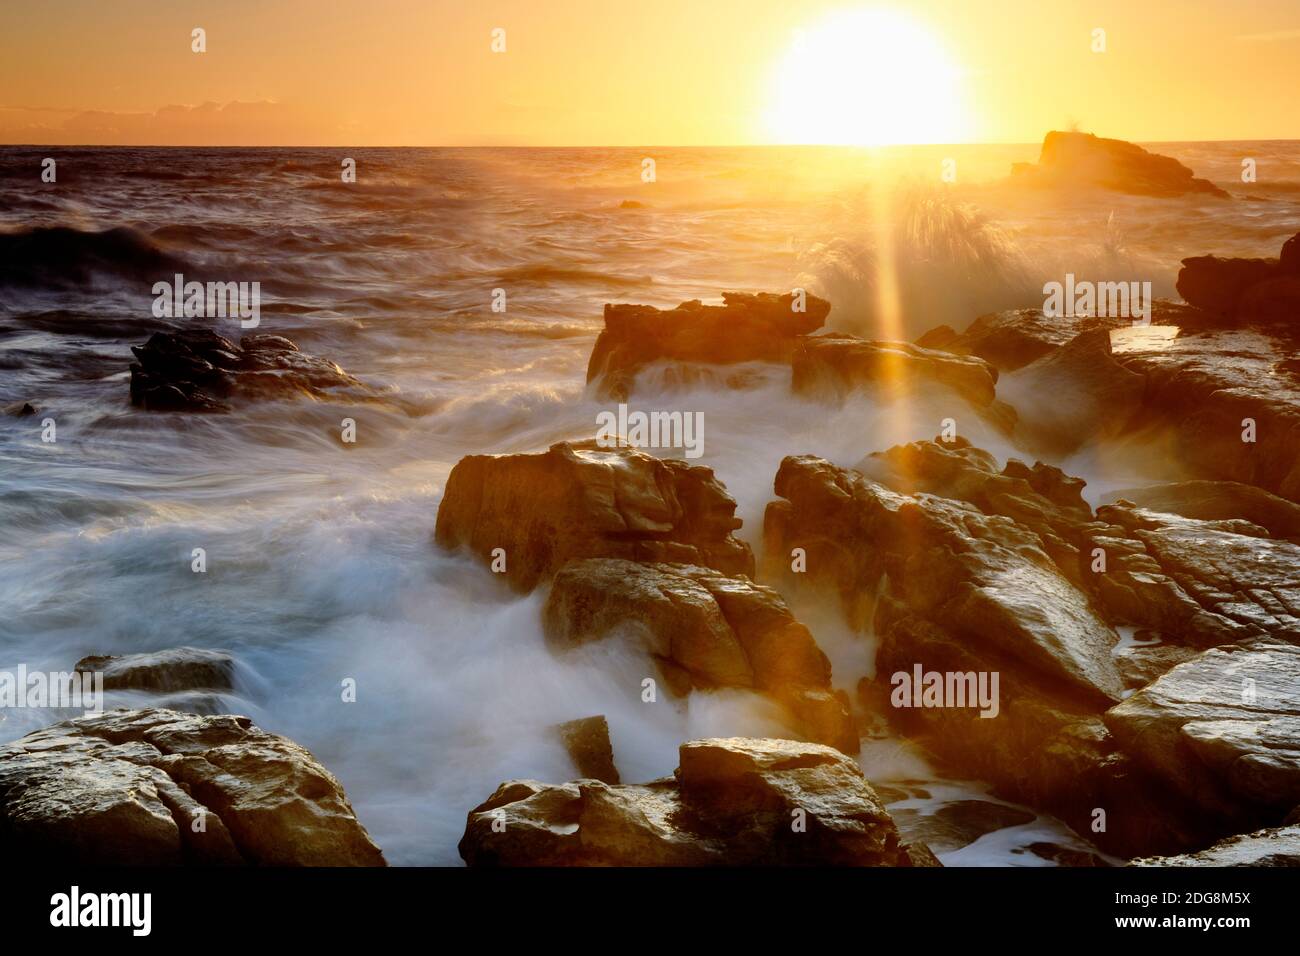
xmin=2 ymin=0 xmax=1297 ymax=146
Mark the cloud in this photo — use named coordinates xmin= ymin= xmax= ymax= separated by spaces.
xmin=0 ymin=100 xmax=328 ymax=145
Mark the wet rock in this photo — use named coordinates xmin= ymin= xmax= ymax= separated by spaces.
xmin=1109 ymin=326 xmax=1300 ymax=502
xmin=1022 ymin=842 xmax=1111 ymax=866
xmin=1131 ymin=824 xmax=1300 ymax=867
xmin=1113 ymin=641 xmax=1199 ymax=690
xmin=459 ymin=737 xmax=936 ymax=866
xmin=1105 ymin=641 xmax=1300 ymax=820
xmin=1010 ymin=131 xmax=1229 ymax=199
xmin=890 ymin=799 xmax=1036 ymax=854
xmin=544 ymin=558 xmax=855 ymax=752
xmin=767 ymin=454 xmax=1124 ymax=703
xmin=999 ymin=328 xmax=1145 ymax=454
xmin=435 ymin=440 xmax=754 ymax=592
xmin=587 ymin=292 xmax=829 ymax=399
xmin=0 ymin=708 xmax=386 ymax=865
xmin=1103 ymin=480 xmax=1300 ymax=540
xmin=919 ymin=300 xmax=1198 ymax=373
xmin=74 ymin=647 xmax=235 ymax=693
xmin=2 ymin=400 xmax=37 ymax=417
xmin=555 ymin=715 xmax=620 ymax=785
xmin=129 ymin=329 xmax=363 ymax=412
xmin=791 ymin=333 xmax=1000 ymax=409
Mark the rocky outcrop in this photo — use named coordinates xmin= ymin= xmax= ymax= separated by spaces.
xmin=1103 ymin=480 xmax=1300 ymax=540
xmin=1110 ymin=333 xmax=1300 ymax=509
xmin=544 ymin=559 xmax=856 ymax=752
xmin=1105 ymin=641 xmax=1300 ymax=821
xmin=435 ymin=440 xmax=754 ymax=592
xmin=998 ymin=328 xmax=1145 ymax=454
xmin=458 ymin=737 xmax=937 ymax=866
xmin=791 ymin=333 xmax=1001 ymax=410
xmin=74 ymin=647 xmax=235 ymax=693
xmin=1176 ymin=230 xmax=1300 ymax=324
xmin=0 ymin=708 xmax=385 ymax=865
xmin=1132 ymin=824 xmax=1300 ymax=867
xmin=764 ymin=445 xmax=1291 ymax=856
xmin=587 ymin=292 xmax=829 ymax=399
xmin=1010 ymin=131 xmax=1228 ymax=199
xmin=129 ymin=329 xmax=364 ymax=412
xmin=555 ymin=716 xmax=620 ymax=785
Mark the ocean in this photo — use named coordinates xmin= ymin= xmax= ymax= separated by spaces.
xmin=2 ymin=142 xmax=1298 ymax=864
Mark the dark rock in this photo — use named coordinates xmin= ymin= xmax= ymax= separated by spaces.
xmin=74 ymin=647 xmax=235 ymax=693
xmin=1010 ymin=131 xmax=1229 ymax=199
xmin=129 ymin=329 xmax=362 ymax=412
xmin=544 ymin=559 xmax=856 ymax=752
xmin=555 ymin=716 xmax=620 ymax=785
xmin=2 ymin=401 xmax=37 ymax=417
xmin=890 ymin=799 xmax=1036 ymax=854
xmin=0 ymin=708 xmax=386 ymax=865
xmin=435 ymin=440 xmax=754 ymax=592
xmin=587 ymin=292 xmax=829 ymax=399
xmin=1174 ymin=231 xmax=1300 ymax=325
xmin=1023 ymin=842 xmax=1111 ymax=866
xmin=458 ymin=737 xmax=937 ymax=866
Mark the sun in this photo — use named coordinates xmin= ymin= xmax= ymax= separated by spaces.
xmin=765 ymin=8 xmax=967 ymax=146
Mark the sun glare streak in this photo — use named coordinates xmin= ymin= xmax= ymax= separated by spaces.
xmin=765 ymin=9 xmax=967 ymax=146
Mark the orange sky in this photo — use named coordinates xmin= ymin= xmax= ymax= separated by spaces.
xmin=1 ymin=0 xmax=1297 ymax=146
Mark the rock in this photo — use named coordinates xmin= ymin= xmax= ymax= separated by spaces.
xmin=1022 ymin=842 xmax=1111 ymax=866
xmin=458 ymin=737 xmax=936 ymax=866
xmin=555 ymin=716 xmax=620 ymax=785
xmin=890 ymin=799 xmax=1036 ymax=854
xmin=1176 ymin=255 xmax=1279 ymax=318
xmin=587 ymin=292 xmax=829 ymax=399
xmin=1108 ymin=325 xmax=1300 ymax=502
xmin=1010 ymin=131 xmax=1229 ymax=199
xmin=129 ymin=329 xmax=363 ymax=412
xmin=999 ymin=329 xmax=1145 ymax=454
xmin=435 ymin=440 xmax=754 ymax=592
xmin=791 ymin=333 xmax=1000 ymax=409
xmin=921 ymin=300 xmax=1199 ymax=373
xmin=1175 ymin=231 xmax=1300 ymax=325
xmin=74 ymin=647 xmax=235 ymax=693
xmin=766 ymin=448 xmax=1225 ymax=856
xmin=2 ymin=400 xmax=36 ymax=417
xmin=768 ymin=454 xmax=1124 ymax=704
xmin=544 ymin=559 xmax=855 ymax=752
xmin=1132 ymin=824 xmax=1300 ymax=866
xmin=1113 ymin=641 xmax=1199 ymax=690
xmin=0 ymin=708 xmax=385 ymax=865
xmin=1103 ymin=480 xmax=1300 ymax=540
xmin=1105 ymin=642 xmax=1300 ymax=820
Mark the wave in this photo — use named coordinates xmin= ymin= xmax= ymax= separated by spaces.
xmin=0 ymin=225 xmax=189 ymax=291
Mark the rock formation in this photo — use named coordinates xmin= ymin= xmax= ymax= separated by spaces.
xmin=1132 ymin=824 xmax=1300 ymax=867
xmin=790 ymin=333 xmax=1002 ymax=410
xmin=74 ymin=647 xmax=236 ymax=693
xmin=587 ymin=292 xmax=829 ymax=399
xmin=1010 ymin=131 xmax=1229 ymax=198
xmin=1176 ymin=231 xmax=1300 ymax=324
xmin=544 ymin=559 xmax=856 ymax=752
xmin=555 ymin=716 xmax=620 ymax=785
xmin=435 ymin=440 xmax=754 ymax=592
xmin=129 ymin=329 xmax=363 ymax=412
xmin=459 ymin=737 xmax=937 ymax=866
xmin=0 ymin=708 xmax=385 ymax=865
